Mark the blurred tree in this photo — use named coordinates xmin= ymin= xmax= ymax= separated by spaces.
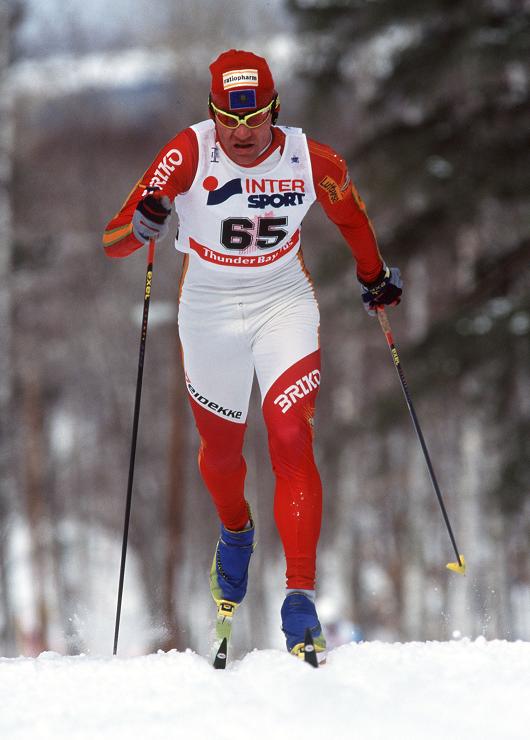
xmin=287 ymin=0 xmax=530 ymax=638
xmin=0 ymin=0 xmax=23 ymax=657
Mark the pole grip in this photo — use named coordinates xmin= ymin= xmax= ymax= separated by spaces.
xmin=376 ymin=305 xmax=391 ymax=335
xmin=376 ymin=306 xmax=395 ymax=348
xmin=147 ymin=239 xmax=155 ymax=265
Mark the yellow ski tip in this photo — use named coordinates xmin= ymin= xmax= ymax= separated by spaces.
xmin=446 ymin=555 xmax=466 ymax=575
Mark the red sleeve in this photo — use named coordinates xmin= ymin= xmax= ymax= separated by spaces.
xmin=102 ymin=127 xmax=199 ymax=258
xmin=308 ymin=138 xmax=383 ymax=283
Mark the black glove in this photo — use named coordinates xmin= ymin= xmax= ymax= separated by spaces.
xmin=132 ymin=193 xmax=172 ymax=243
xmin=359 ymin=264 xmax=403 ymax=316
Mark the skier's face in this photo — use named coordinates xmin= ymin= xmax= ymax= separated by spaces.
xmin=214 ymin=113 xmax=273 ymax=166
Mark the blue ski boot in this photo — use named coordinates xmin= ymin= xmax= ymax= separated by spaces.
xmin=281 ymin=591 xmax=327 ymax=662
xmin=210 ymin=513 xmax=255 ymax=633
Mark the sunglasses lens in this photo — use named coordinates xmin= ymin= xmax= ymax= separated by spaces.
xmin=215 ymin=110 xmax=239 ymax=128
xmin=245 ymin=108 xmax=271 ymax=128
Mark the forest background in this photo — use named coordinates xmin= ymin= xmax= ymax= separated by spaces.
xmin=0 ymin=0 xmax=528 ymax=658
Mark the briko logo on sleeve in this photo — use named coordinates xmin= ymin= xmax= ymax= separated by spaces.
xmin=222 ymin=69 xmax=259 ymax=90
xmin=146 ymin=148 xmax=183 ymax=191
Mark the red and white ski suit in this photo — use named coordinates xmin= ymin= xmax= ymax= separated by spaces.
xmin=104 ymin=120 xmax=383 ymax=590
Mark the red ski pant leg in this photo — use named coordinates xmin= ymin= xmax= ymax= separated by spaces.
xmin=262 ymin=350 xmax=322 ymax=590
xmin=188 ymin=397 xmax=249 ymax=532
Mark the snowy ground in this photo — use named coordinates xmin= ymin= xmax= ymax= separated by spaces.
xmin=2 ymin=639 xmax=529 ymax=740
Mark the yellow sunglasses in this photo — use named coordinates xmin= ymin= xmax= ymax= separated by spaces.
xmin=209 ymin=97 xmax=277 ymax=129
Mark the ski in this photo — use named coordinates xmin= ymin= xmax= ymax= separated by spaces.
xmin=212 ymin=600 xmax=237 ymax=669
xmin=213 ymin=637 xmax=228 ymax=669
xmin=303 ymin=628 xmax=319 ymax=668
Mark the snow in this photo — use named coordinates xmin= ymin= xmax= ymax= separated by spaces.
xmin=2 ymin=639 xmax=530 ymax=739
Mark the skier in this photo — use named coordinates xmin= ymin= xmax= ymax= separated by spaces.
xmin=103 ymin=49 xmax=402 ymax=662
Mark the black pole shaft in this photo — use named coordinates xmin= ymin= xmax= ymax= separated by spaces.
xmin=113 ymin=241 xmax=155 ymax=655
xmin=376 ymin=307 xmax=463 ymax=568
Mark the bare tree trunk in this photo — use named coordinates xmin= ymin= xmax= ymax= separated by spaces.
xmin=0 ymin=0 xmax=17 ymax=656
xmin=21 ymin=372 xmax=50 ymax=654
xmin=160 ymin=331 xmax=187 ymax=651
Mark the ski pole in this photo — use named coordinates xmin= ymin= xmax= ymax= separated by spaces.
xmin=376 ymin=306 xmax=466 ymax=575
xmin=113 ymin=240 xmax=156 ymax=655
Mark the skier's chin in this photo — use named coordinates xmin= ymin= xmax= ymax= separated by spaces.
xmin=230 ymin=143 xmax=258 ymax=165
